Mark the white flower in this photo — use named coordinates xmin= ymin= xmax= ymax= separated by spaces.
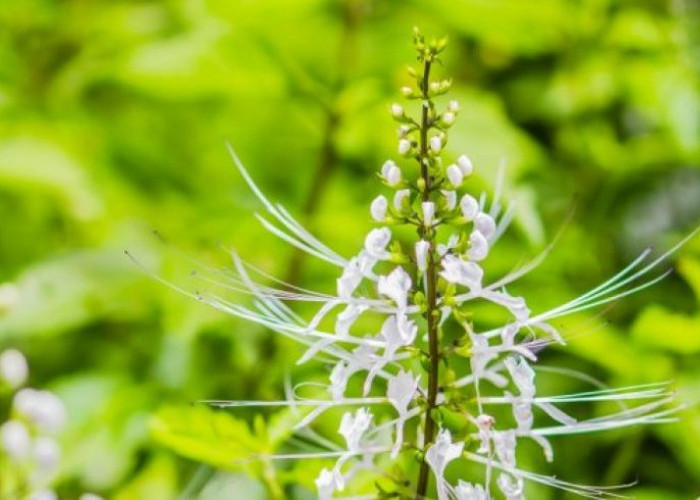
xmin=442 ymin=111 xmax=456 ymax=125
xmin=467 ymin=230 xmax=489 ymax=262
xmin=13 ymin=388 xmax=66 ymax=433
xmin=339 ymin=408 xmax=372 ymax=452
xmin=387 ymin=370 xmax=419 ymax=458
xmin=504 ymin=357 xmax=535 ymax=398
xmin=377 ymin=267 xmax=412 ymax=309
xmin=381 ymin=160 xmax=402 ymax=186
xmin=422 ymin=201 xmax=435 ymax=227
xmin=446 ymin=164 xmax=464 ymax=187
xmin=440 ymin=255 xmax=483 ymax=291
xmin=1 ymin=419 xmax=31 ymax=460
xmin=474 ymin=212 xmax=496 ymax=239
xmin=337 ymin=258 xmax=364 ymax=299
xmin=475 ymin=414 xmax=495 ymax=453
xmin=34 ymin=436 xmax=60 ymax=472
xmin=448 ymin=100 xmax=460 ymax=112
xmin=454 ymin=480 xmax=488 ymax=500
xmin=29 ymin=490 xmax=57 ymax=500
xmin=335 ymin=304 xmax=368 ymax=336
xmin=0 ymin=348 xmax=28 ymax=388
xmin=498 ymin=473 xmax=524 ymax=500
xmin=316 ymin=468 xmax=342 ymax=500
xmin=429 ymin=135 xmax=443 ymax=153
xmin=364 ymin=227 xmax=392 ymax=259
xmin=393 ymin=189 xmax=410 ymax=210
xmin=391 ymin=103 xmax=404 ymax=118
xmin=370 ymin=195 xmax=388 ymax=222
xmin=460 ymin=194 xmax=479 ymax=220
xmin=415 ymin=240 xmax=430 ymax=273
xmin=381 ymin=314 xmax=417 ymax=348
xmin=398 ymin=139 xmax=412 ymax=155
xmin=457 ymin=154 xmax=473 ymax=176
xmin=425 ymin=429 xmax=464 ymax=500
xmin=441 ymin=190 xmax=457 ymax=210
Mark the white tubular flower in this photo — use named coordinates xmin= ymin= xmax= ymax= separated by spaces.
xmin=387 ymin=370 xmax=419 ymax=458
xmin=398 ymin=138 xmax=412 ymax=155
xmin=364 ymin=227 xmax=392 ymax=259
xmin=0 ymin=348 xmax=28 ymax=388
xmin=391 ymin=103 xmax=404 ymax=118
xmin=460 ymin=194 xmax=479 ymax=220
xmin=377 ymin=267 xmax=412 ymax=309
xmin=425 ymin=429 xmax=464 ymax=500
xmin=454 ymin=480 xmax=488 ymax=500
xmin=337 ymin=258 xmax=364 ymax=299
xmin=422 ymin=201 xmax=436 ymax=227
xmin=415 ymin=240 xmax=430 ymax=273
xmin=446 ymin=164 xmax=464 ymax=187
xmin=335 ymin=304 xmax=368 ymax=336
xmin=457 ymin=154 xmax=473 ymax=176
xmin=467 ymin=230 xmax=489 ymax=262
xmin=475 ymin=414 xmax=495 ymax=454
xmin=497 ymin=473 xmax=524 ymax=500
xmin=34 ymin=436 xmax=60 ymax=472
xmin=381 ymin=160 xmax=402 ymax=186
xmin=440 ymin=255 xmax=483 ymax=291
xmin=1 ymin=420 xmax=31 ymax=460
xmin=339 ymin=408 xmax=372 ymax=452
xmin=504 ymin=357 xmax=535 ymax=399
xmin=441 ymin=190 xmax=457 ymax=210
xmin=442 ymin=111 xmax=456 ymax=125
xmin=370 ymin=195 xmax=388 ymax=222
xmin=393 ymin=189 xmax=410 ymax=210
xmin=316 ymin=468 xmax=342 ymax=500
xmin=13 ymin=389 xmax=66 ymax=433
xmin=474 ymin=212 xmax=496 ymax=239
xmin=429 ymin=135 xmax=443 ymax=153
xmin=448 ymin=100 xmax=460 ymax=112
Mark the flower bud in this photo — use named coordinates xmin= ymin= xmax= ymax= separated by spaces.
xmin=370 ymin=195 xmax=388 ymax=222
xmin=34 ymin=436 xmax=60 ymax=471
xmin=393 ymin=189 xmax=410 ymax=210
xmin=398 ymin=139 xmax=412 ymax=156
xmin=457 ymin=154 xmax=473 ymax=176
xmin=467 ymin=230 xmax=489 ymax=261
xmin=401 ymin=86 xmax=413 ymax=97
xmin=381 ymin=160 xmax=401 ymax=187
xmin=0 ymin=348 xmax=28 ymax=388
xmin=415 ymin=240 xmax=430 ymax=273
xmin=429 ymin=135 xmax=443 ymax=153
xmin=442 ymin=112 xmax=455 ymax=126
xmin=448 ymin=100 xmax=460 ymax=112
xmin=441 ymin=190 xmax=457 ymax=211
xmin=14 ymin=388 xmax=66 ymax=433
xmin=391 ymin=103 xmax=404 ymax=118
xmin=460 ymin=194 xmax=479 ymax=220
xmin=474 ymin=212 xmax=496 ymax=239
xmin=397 ymin=125 xmax=410 ymax=137
xmin=422 ymin=202 xmax=435 ymax=227
xmin=1 ymin=420 xmax=31 ymax=460
xmin=446 ymin=164 xmax=463 ymax=187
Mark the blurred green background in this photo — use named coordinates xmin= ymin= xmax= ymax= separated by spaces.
xmin=1 ymin=0 xmax=700 ymax=498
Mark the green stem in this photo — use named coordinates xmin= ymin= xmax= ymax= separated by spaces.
xmin=415 ymin=59 xmax=439 ymax=500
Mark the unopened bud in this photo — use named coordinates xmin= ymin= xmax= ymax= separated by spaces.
xmin=370 ymin=195 xmax=388 ymax=222
xmin=446 ymin=164 xmax=463 ymax=187
xmin=457 ymin=154 xmax=473 ymax=176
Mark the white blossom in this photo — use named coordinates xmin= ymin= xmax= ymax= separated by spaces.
xmin=316 ymin=468 xmax=342 ymax=500
xmin=0 ymin=419 xmax=31 ymax=460
xmin=446 ymin=164 xmax=464 ymax=187
xmin=422 ymin=201 xmax=436 ymax=227
xmin=467 ymin=230 xmax=489 ymax=262
xmin=398 ymin=139 xmax=411 ymax=155
xmin=415 ymin=240 xmax=430 ymax=273
xmin=442 ymin=111 xmax=456 ymax=125
xmin=441 ymin=190 xmax=457 ymax=210
xmin=13 ymin=388 xmax=66 ymax=433
xmin=448 ymin=100 xmax=460 ymax=112
xmin=454 ymin=480 xmax=488 ymax=500
xmin=381 ymin=160 xmax=402 ymax=186
xmin=474 ymin=212 xmax=496 ymax=239
xmin=34 ymin=436 xmax=60 ymax=472
xmin=460 ymin=194 xmax=479 ymax=220
xmin=391 ymin=103 xmax=404 ymax=118
xmin=457 ymin=154 xmax=473 ymax=176
xmin=429 ymin=135 xmax=443 ymax=153
xmin=364 ymin=227 xmax=392 ymax=260
xmin=425 ymin=429 xmax=464 ymax=500
xmin=440 ymin=255 xmax=483 ymax=291
xmin=377 ymin=267 xmax=412 ymax=309
xmin=393 ymin=189 xmax=410 ymax=210
xmin=339 ymin=408 xmax=372 ymax=452
xmin=370 ymin=195 xmax=388 ymax=222
xmin=0 ymin=348 xmax=28 ymax=388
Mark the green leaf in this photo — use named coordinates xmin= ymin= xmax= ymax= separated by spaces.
xmin=632 ymin=305 xmax=700 ymax=354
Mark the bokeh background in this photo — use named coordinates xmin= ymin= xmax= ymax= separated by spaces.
xmin=1 ymin=0 xmax=700 ymax=498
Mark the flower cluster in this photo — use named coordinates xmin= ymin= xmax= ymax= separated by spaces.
xmin=168 ymin=30 xmax=688 ymax=499
xmin=0 ymin=348 xmax=101 ymax=500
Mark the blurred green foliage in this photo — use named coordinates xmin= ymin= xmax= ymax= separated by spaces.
xmin=1 ymin=0 xmax=699 ymax=498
